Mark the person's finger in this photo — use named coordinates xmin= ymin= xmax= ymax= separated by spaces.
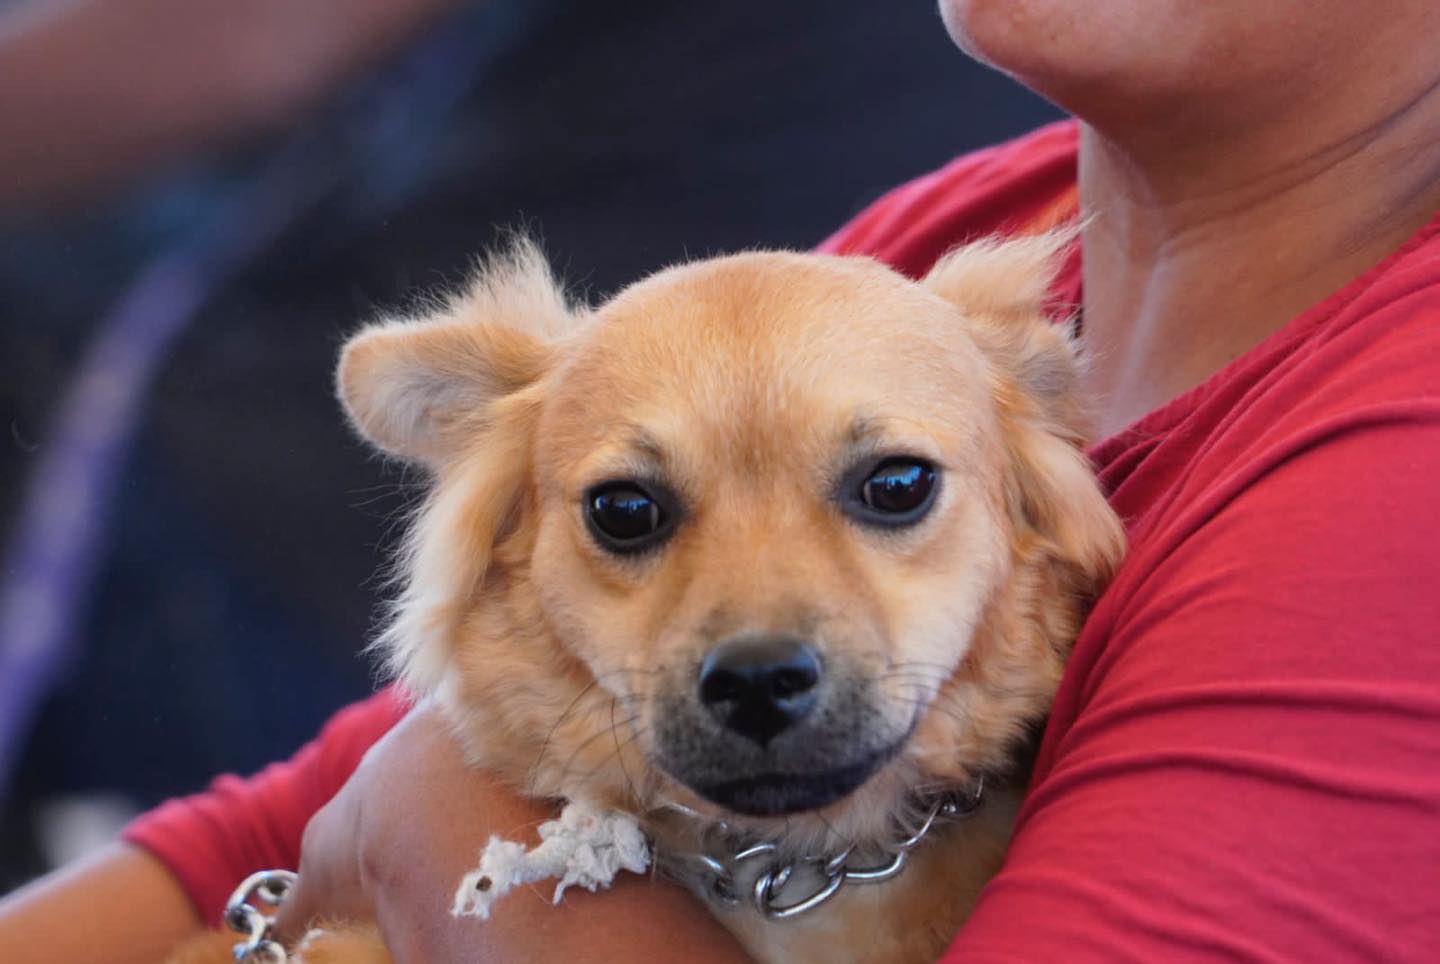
xmin=271 ymin=799 xmax=370 ymax=944
xmin=270 ymin=870 xmax=321 ymax=946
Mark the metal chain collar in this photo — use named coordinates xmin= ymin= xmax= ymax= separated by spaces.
xmin=219 ymin=779 xmax=984 ymax=956
xmin=671 ymin=776 xmax=986 ymax=921
xmin=224 ymin=869 xmax=299 ymax=962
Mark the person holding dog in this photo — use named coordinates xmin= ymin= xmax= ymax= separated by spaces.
xmin=6 ymin=0 xmax=1440 ymax=960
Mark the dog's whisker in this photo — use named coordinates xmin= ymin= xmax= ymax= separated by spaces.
xmin=811 ymin=808 xmax=841 ymax=851
xmin=526 ymin=678 xmax=606 ymax=796
xmin=877 ymin=667 xmax=952 ymax=682
xmin=877 ymin=678 xmax=948 ymax=702
xmin=553 ymin=716 xmax=639 ymax=788
xmin=884 ymin=659 xmax=958 ymax=673
xmin=568 ymin=722 xmax=654 ymax=794
xmin=555 ymin=714 xmax=646 ymax=789
xmin=885 ymin=691 xmax=956 ymax=708
xmin=880 ymin=682 xmax=950 ymax=701
xmin=879 ymin=664 xmax=952 ymax=676
xmin=611 ymin=697 xmax=645 ymax=807
xmin=522 ymin=666 xmax=664 ymax=794
xmin=877 ymin=668 xmax=952 ymax=683
xmin=879 ymin=684 xmax=946 ymax=702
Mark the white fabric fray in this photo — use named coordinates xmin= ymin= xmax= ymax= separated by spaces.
xmin=451 ymin=801 xmax=650 ymax=919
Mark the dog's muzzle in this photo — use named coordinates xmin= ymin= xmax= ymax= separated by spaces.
xmin=655 ymin=639 xmax=911 ymax=816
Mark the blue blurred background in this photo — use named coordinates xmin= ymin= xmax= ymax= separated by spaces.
xmin=0 ymin=0 xmax=1059 ymax=893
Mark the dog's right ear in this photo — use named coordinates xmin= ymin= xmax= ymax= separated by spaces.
xmin=926 ymin=230 xmax=1125 ymax=598
xmin=338 ymin=241 xmax=573 ymax=466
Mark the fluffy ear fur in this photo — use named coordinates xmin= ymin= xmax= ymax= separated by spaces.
xmin=337 ymin=240 xmax=574 ymax=466
xmin=927 ymin=230 xmax=1124 ymax=594
xmin=338 ymin=240 xmax=576 ymax=692
xmin=379 ymin=405 xmax=540 ymax=692
xmin=923 ymin=228 xmax=1076 ymax=326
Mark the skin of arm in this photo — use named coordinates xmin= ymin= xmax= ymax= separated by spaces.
xmin=0 ymin=841 xmax=200 ymax=964
xmin=273 ymin=708 xmax=752 ymax=963
xmin=0 ymin=0 xmax=462 ymax=212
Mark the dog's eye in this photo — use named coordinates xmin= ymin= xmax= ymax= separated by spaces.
xmin=844 ymin=458 xmax=939 ymax=527
xmin=585 ymin=482 xmax=673 ymax=553
xmin=862 ymin=460 xmax=936 ymax=514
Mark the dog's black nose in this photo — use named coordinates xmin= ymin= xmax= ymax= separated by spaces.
xmin=698 ymin=637 xmax=821 ymax=746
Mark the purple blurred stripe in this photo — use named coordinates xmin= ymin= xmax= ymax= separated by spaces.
xmin=0 ymin=7 xmax=509 ymax=805
xmin=0 ymin=159 xmax=327 ymax=804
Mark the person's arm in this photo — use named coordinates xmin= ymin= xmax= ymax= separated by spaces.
xmin=0 ymin=842 xmax=199 ymax=964
xmin=0 ymin=0 xmax=463 ymax=211
xmin=275 ymin=708 xmax=752 ymax=963
xmin=945 ymin=402 xmax=1440 ymax=959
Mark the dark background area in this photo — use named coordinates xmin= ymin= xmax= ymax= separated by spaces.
xmin=0 ymin=0 xmax=1059 ymax=893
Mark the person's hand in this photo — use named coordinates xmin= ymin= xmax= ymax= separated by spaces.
xmin=274 ymin=704 xmax=751 ymax=963
xmin=273 ymin=705 xmax=546 ymax=955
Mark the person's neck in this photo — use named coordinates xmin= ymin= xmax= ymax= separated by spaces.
xmin=1077 ymin=79 xmax=1440 ymax=439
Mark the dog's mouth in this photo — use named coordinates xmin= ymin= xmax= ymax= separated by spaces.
xmin=652 ymin=671 xmax=920 ymax=818
xmin=686 ymin=742 xmax=903 ymax=816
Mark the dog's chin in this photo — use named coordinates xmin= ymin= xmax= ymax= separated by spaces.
xmin=694 ymin=762 xmax=872 ymax=816
xmin=686 ymin=744 xmax=900 ymax=817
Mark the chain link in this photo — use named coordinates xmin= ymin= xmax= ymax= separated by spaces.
xmin=219 ymin=780 xmax=984 ymax=951
xmin=674 ymin=777 xmax=985 ymax=920
xmin=224 ymin=869 xmax=298 ymax=962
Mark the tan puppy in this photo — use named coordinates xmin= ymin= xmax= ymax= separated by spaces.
xmin=187 ymin=233 xmax=1123 ymax=963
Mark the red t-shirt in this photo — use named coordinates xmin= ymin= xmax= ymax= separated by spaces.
xmin=125 ymin=120 xmax=1440 ymax=960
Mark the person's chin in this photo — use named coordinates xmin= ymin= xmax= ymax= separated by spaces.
xmin=936 ymin=0 xmax=1177 ymax=111
xmin=938 ymin=0 xmax=1080 ymax=70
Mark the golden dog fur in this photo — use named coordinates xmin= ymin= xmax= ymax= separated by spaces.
xmin=171 ymin=233 xmax=1123 ymax=963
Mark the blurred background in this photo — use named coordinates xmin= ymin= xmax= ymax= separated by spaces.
xmin=0 ymin=0 xmax=1059 ymax=894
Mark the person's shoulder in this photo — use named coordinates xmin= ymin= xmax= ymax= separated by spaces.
xmin=818 ymin=119 xmax=1079 ymax=276
xmin=1261 ymin=218 xmax=1440 ymax=434
xmin=1327 ymin=216 xmax=1440 ymax=363
xmin=1139 ymin=215 xmax=1440 ymax=477
xmin=1093 ymin=216 xmax=1440 ymax=604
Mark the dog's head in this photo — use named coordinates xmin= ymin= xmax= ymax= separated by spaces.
xmin=338 ymin=235 xmax=1122 ymax=846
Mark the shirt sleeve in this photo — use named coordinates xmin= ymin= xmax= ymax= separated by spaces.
xmin=121 ymin=687 xmax=409 ymax=924
xmin=946 ymin=402 xmax=1440 ymax=960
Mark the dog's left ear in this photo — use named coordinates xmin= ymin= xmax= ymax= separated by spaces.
xmin=338 ymin=241 xmax=578 ymax=692
xmin=926 ymin=230 xmax=1125 ymax=593
xmin=338 ymin=241 xmax=571 ymax=467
